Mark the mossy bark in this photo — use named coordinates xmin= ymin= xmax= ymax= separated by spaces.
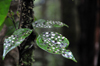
xmin=18 ymin=0 xmax=36 ymax=66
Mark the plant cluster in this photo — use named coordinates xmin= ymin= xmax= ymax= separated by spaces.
xmin=0 ymin=0 xmax=77 ymax=65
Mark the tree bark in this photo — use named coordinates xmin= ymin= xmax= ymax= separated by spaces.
xmin=19 ymin=0 xmax=36 ymax=66
xmin=78 ymin=0 xmax=97 ymax=66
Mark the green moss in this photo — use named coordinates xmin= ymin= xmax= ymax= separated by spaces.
xmin=21 ymin=48 xmax=35 ymax=66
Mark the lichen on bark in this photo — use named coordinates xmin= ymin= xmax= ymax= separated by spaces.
xmin=18 ymin=0 xmax=36 ymax=66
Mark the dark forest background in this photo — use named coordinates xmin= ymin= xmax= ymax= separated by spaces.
xmin=0 ymin=0 xmax=100 ymax=66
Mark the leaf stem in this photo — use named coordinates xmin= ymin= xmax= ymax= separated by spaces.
xmin=8 ymin=11 xmax=17 ymax=30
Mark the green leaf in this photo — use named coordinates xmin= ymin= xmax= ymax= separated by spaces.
xmin=34 ymin=16 xmax=38 ymax=21
xmin=32 ymin=19 xmax=69 ymax=28
xmin=36 ymin=32 xmax=69 ymax=54
xmin=0 ymin=17 xmax=17 ymax=35
xmin=0 ymin=17 xmax=14 ymax=32
xmin=62 ymin=50 xmax=77 ymax=62
xmin=5 ymin=21 xmax=19 ymax=36
xmin=0 ymin=23 xmax=4 ymax=32
xmin=36 ymin=31 xmax=77 ymax=62
xmin=0 ymin=0 xmax=12 ymax=26
xmin=3 ymin=28 xmax=32 ymax=60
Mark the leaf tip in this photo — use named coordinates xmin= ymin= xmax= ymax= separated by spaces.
xmin=65 ymin=24 xmax=69 ymax=28
xmin=2 ymin=50 xmax=6 ymax=60
xmin=72 ymin=58 xmax=77 ymax=63
xmin=62 ymin=50 xmax=77 ymax=63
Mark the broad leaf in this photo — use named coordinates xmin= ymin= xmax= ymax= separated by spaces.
xmin=0 ymin=0 xmax=12 ymax=26
xmin=62 ymin=50 xmax=77 ymax=62
xmin=36 ymin=31 xmax=77 ymax=62
xmin=32 ymin=19 xmax=69 ymax=28
xmin=36 ymin=32 xmax=69 ymax=54
xmin=3 ymin=28 xmax=32 ymax=60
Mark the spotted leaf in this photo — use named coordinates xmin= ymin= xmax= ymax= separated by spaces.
xmin=36 ymin=32 xmax=69 ymax=54
xmin=62 ymin=50 xmax=77 ymax=62
xmin=3 ymin=28 xmax=32 ymax=60
xmin=32 ymin=19 xmax=69 ymax=28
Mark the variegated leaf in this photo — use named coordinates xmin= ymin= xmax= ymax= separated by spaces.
xmin=62 ymin=50 xmax=77 ymax=62
xmin=36 ymin=32 xmax=69 ymax=54
xmin=3 ymin=28 xmax=32 ymax=60
xmin=36 ymin=31 xmax=77 ymax=62
xmin=32 ymin=19 xmax=69 ymax=28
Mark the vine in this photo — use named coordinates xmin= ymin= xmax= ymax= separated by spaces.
xmin=1 ymin=0 xmax=77 ymax=66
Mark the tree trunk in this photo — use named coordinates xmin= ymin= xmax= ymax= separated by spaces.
xmin=78 ymin=0 xmax=97 ymax=66
xmin=19 ymin=0 xmax=36 ymax=66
